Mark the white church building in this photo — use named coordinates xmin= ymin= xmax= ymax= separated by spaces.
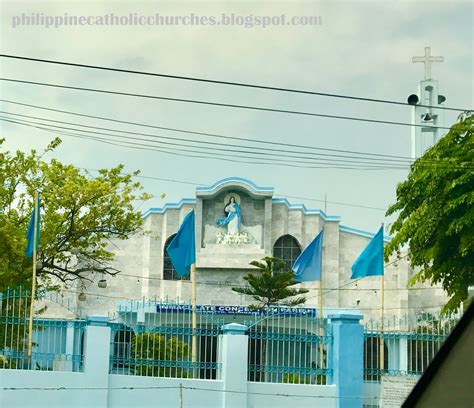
xmin=73 ymin=176 xmax=447 ymax=322
xmin=60 ymin=47 xmax=451 ymax=322
xmin=1 ymin=50 xmax=456 ymax=408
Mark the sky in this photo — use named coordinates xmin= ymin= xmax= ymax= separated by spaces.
xmin=0 ymin=0 xmax=472 ymax=233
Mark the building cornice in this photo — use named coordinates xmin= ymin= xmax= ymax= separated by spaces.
xmin=141 ymin=198 xmax=196 ymax=217
xmin=196 ymin=177 xmax=274 ymax=198
xmin=140 ymin=179 xmax=391 ymax=242
xmin=339 ymin=224 xmax=392 ymax=242
xmin=271 ymin=198 xmax=340 ymax=222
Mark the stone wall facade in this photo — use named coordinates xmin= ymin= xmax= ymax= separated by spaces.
xmin=75 ymin=177 xmax=447 ymax=321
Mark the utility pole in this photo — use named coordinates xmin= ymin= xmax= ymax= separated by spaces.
xmin=408 ymin=46 xmax=446 ymax=159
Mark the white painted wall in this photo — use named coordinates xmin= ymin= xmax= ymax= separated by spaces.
xmin=248 ymin=383 xmax=336 ymax=408
xmin=108 ymin=376 xmax=224 ymax=408
xmin=0 ymin=370 xmax=340 ymax=408
xmin=0 ymin=370 xmax=102 ymax=408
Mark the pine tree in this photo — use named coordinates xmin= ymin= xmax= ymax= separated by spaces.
xmin=232 ymin=256 xmax=308 ymax=309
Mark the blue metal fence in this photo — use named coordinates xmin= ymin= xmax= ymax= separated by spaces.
xmin=109 ymin=300 xmax=223 ymax=379
xmin=3 ymin=286 xmax=460 ymax=387
xmin=245 ymin=312 xmax=332 ymax=384
xmin=0 ymin=287 xmax=85 ymax=372
xmin=363 ymin=312 xmax=459 ymax=382
xmin=108 ymin=300 xmax=333 ymax=384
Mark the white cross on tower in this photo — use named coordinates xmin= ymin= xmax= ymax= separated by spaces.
xmin=412 ymin=46 xmax=444 ymax=80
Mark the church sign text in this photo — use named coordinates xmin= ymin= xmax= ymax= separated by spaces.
xmin=155 ymin=304 xmax=317 ymax=316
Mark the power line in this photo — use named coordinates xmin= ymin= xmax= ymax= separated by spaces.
xmin=110 ymin=271 xmax=444 ymax=292
xmin=110 ymin=173 xmax=200 ymax=187
xmin=104 ymin=254 xmax=404 ymax=290
xmin=58 ymin=254 xmax=446 ymax=301
xmin=2 ymin=117 xmax=400 ymax=171
xmin=0 ymin=53 xmax=469 ymax=112
xmin=0 ymin=77 xmax=453 ymax=130
xmin=58 ymin=288 xmax=447 ymax=312
xmin=0 ymin=98 xmax=421 ymax=161
xmin=55 ymin=255 xmax=410 ymax=297
xmin=0 ymin=113 xmax=459 ymax=211
xmin=0 ymin=113 xmax=412 ymax=167
xmin=0 ymin=384 xmax=367 ymax=399
xmin=3 ymin=105 xmax=467 ymax=170
xmin=306 ymin=256 xmax=407 ymax=300
xmin=1 ymin=101 xmax=465 ymax=171
xmin=0 ymin=109 xmax=418 ymax=165
xmin=80 ymin=168 xmax=389 ymax=212
xmin=1 ymin=117 xmax=414 ymax=171
xmin=276 ymin=194 xmax=387 ymax=211
xmin=2 ymin=116 xmax=467 ymax=171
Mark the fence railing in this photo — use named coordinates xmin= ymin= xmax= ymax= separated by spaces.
xmin=109 ymin=300 xmax=224 ymax=380
xmin=0 ymin=287 xmax=85 ymax=372
xmin=3 ymin=286 xmax=460 ymax=388
xmin=363 ymin=312 xmax=460 ymax=381
xmin=244 ymin=312 xmax=332 ymax=385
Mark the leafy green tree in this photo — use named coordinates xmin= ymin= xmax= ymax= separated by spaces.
xmin=131 ymin=333 xmax=190 ymax=377
xmin=385 ymin=113 xmax=474 ymax=312
xmin=232 ymin=256 xmax=309 ymax=309
xmin=0 ymin=137 xmax=151 ymax=292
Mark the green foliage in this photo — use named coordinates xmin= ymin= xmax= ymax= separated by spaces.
xmin=283 ymin=373 xmax=311 ymax=384
xmin=131 ymin=333 xmax=190 ymax=377
xmin=232 ymin=256 xmax=309 ymax=309
xmin=385 ymin=113 xmax=474 ymax=312
xmin=0 ymin=289 xmax=45 ymax=360
xmin=0 ymin=138 xmax=151 ymax=291
xmin=283 ymin=373 xmax=326 ymax=385
xmin=0 ymin=354 xmax=17 ymax=369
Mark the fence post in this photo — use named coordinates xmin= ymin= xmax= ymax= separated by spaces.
xmin=399 ymin=337 xmax=408 ymax=373
xmin=218 ymin=323 xmax=248 ymax=408
xmin=83 ymin=315 xmax=111 ymax=408
xmin=329 ymin=313 xmax=364 ymax=408
xmin=64 ymin=321 xmax=75 ymax=371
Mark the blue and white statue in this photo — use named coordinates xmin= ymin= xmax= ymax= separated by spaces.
xmin=217 ymin=196 xmax=241 ymax=235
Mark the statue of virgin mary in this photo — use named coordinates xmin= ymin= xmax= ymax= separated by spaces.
xmin=216 ymin=196 xmax=241 ymax=235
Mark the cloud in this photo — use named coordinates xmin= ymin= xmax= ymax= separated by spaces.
xmin=0 ymin=0 xmax=472 ymax=231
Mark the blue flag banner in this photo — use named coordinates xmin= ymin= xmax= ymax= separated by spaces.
xmin=166 ymin=210 xmax=196 ymax=277
xmin=292 ymin=229 xmax=324 ymax=282
xmin=25 ymin=193 xmax=41 ymax=259
xmin=351 ymin=226 xmax=384 ymax=279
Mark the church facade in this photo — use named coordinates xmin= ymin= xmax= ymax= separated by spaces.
xmin=74 ymin=177 xmax=447 ymax=321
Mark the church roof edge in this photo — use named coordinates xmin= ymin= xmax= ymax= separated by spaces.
xmin=141 ymin=198 xmax=196 ymax=217
xmin=340 ymin=224 xmax=392 ymax=242
xmin=271 ymin=198 xmax=340 ymax=222
xmin=195 ymin=177 xmax=274 ymax=196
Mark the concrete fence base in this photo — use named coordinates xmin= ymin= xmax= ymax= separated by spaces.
xmin=0 ymin=313 xmax=363 ymax=408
